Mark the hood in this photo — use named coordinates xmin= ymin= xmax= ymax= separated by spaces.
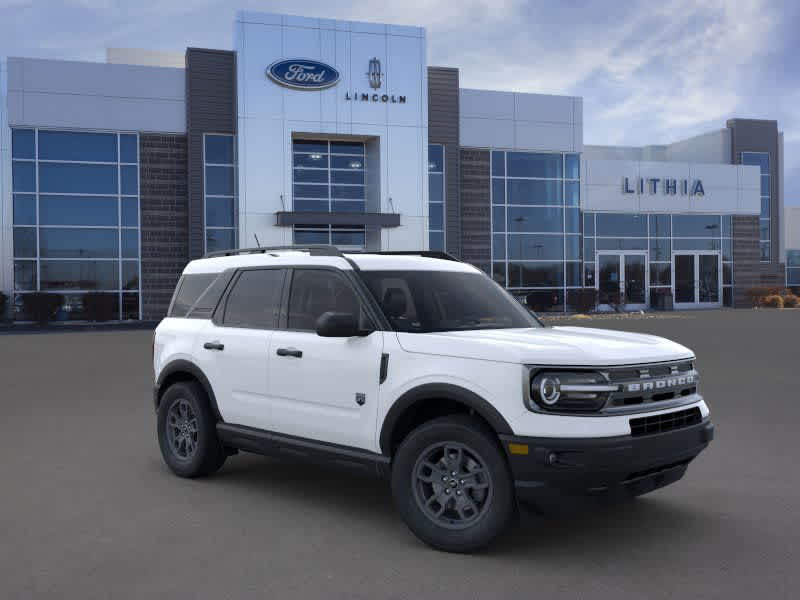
xmin=395 ymin=326 xmax=694 ymax=366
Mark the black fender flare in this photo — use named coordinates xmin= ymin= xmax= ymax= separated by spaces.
xmin=155 ymin=359 xmax=223 ymax=422
xmin=379 ymin=383 xmax=513 ymax=454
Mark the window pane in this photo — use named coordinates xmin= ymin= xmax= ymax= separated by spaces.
xmin=760 ymin=219 xmax=770 ymax=240
xmin=293 ymin=140 xmax=328 ymax=154
xmin=294 ymin=153 xmax=329 ymax=168
xmin=122 ymin=229 xmax=139 ymax=258
xmin=760 ymin=242 xmax=770 ymax=261
xmin=649 ymin=214 xmax=671 ymax=237
xmin=206 ymin=196 xmax=234 ymax=227
xmin=723 ymin=263 xmax=732 ymax=285
xmin=565 ymin=207 xmax=580 ymax=233
xmin=122 ymin=261 xmax=139 ymax=290
xmin=583 ymin=213 xmax=595 ymax=236
xmin=741 ymin=152 xmax=769 ymax=174
xmin=331 ymin=229 xmax=366 ymax=247
xmin=12 ymin=161 xmax=35 ymax=192
xmin=331 ymin=185 xmax=364 ymax=200
xmin=428 ymin=145 xmax=444 ymax=172
xmin=507 ymin=206 xmax=563 ymax=233
xmin=332 ymin=170 xmax=365 ymax=185
xmin=13 ymin=194 xmax=36 ymax=225
xmin=492 ymin=262 xmax=507 ymax=286
xmin=565 ymin=235 xmax=581 ymax=260
xmin=13 ymin=227 xmax=37 ymax=258
xmin=507 ymin=152 xmax=562 ymax=178
xmin=206 ymin=166 xmax=235 ymax=195
xmin=584 ymin=262 xmax=595 ymax=286
xmin=205 ymin=135 xmax=234 ymax=164
xmin=122 ymin=293 xmax=139 ymax=320
xmin=583 ymin=237 xmax=594 ymax=262
xmin=38 ymin=131 xmax=117 ymax=162
xmin=596 ymin=238 xmax=647 ymax=250
xmin=788 ymin=268 xmax=800 ymax=285
xmin=40 ymin=195 xmax=118 ymax=226
xmin=294 ymin=183 xmax=328 ymax=199
xmin=492 ymin=206 xmax=505 ymax=232
xmin=206 ymin=229 xmax=235 ymax=253
xmin=596 ymin=213 xmax=647 ymax=237
xmin=524 ymin=289 xmax=564 ymax=312
xmin=649 ymin=238 xmax=671 ymax=261
xmin=40 ymin=228 xmax=118 ymax=258
xmin=508 ymin=262 xmax=564 ymax=287
xmin=293 ymin=168 xmax=328 ymax=184
xmin=428 ymin=173 xmax=444 ymax=203
xmin=491 ymin=151 xmax=505 ymax=177
xmin=673 ymin=238 xmax=721 ymax=251
xmin=294 ymin=199 xmax=329 ymax=212
xmin=492 ymin=234 xmax=506 ymax=260
xmin=294 ymin=229 xmax=329 ymax=244
xmin=121 ymin=197 xmax=139 ymax=226
xmin=121 ymin=165 xmax=138 ymax=195
xmin=507 ymin=234 xmax=564 ymax=260
xmin=760 ymin=175 xmax=770 ymax=196
xmin=120 ymin=134 xmax=138 ymax=163
xmin=565 ymin=154 xmax=580 ymax=179
xmin=650 ymin=263 xmax=671 ymax=286
xmin=330 ymin=155 xmax=363 ymax=170
xmin=429 ymin=202 xmax=444 ymax=230
xmin=721 ymin=215 xmax=732 ymax=237
xmin=223 ymin=269 xmax=284 ymax=329
xmin=331 ymin=200 xmax=365 ymax=213
xmin=12 ymin=129 xmax=35 ymax=159
xmin=492 ymin=179 xmax=505 ymax=205
xmin=722 ymin=238 xmax=732 ymax=261
xmin=507 ymin=179 xmax=562 ymax=205
xmin=787 ymin=251 xmax=800 ymax=268
xmin=288 ymin=269 xmax=360 ymax=330
xmin=566 ymin=262 xmax=581 ymax=287
xmin=39 ymin=163 xmax=118 ymax=194
xmin=40 ymin=260 xmax=119 ymax=290
xmin=14 ymin=261 xmax=37 ymax=291
xmin=673 ymin=214 xmax=721 ymax=237
xmin=761 ymin=197 xmax=770 ymax=218
xmin=565 ymin=181 xmax=579 ymax=206
xmin=330 ymin=141 xmax=364 ymax=155
xmin=429 ymin=231 xmax=444 ymax=252
xmin=170 ymin=273 xmax=217 ymax=317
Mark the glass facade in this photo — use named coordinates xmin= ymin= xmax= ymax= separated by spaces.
xmin=742 ymin=152 xmax=771 ymax=261
xmin=788 ymin=250 xmax=800 ymax=288
xmin=428 ymin=144 xmax=445 ymax=251
xmin=291 ymin=140 xmax=366 ymax=248
xmin=204 ymin=134 xmax=237 ymax=253
xmin=11 ymin=128 xmax=141 ymax=320
xmin=491 ymin=150 xmax=580 ymax=311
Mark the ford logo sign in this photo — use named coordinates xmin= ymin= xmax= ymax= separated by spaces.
xmin=267 ymin=59 xmax=340 ymax=90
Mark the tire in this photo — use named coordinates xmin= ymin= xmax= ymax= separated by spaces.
xmin=157 ymin=381 xmax=226 ymax=478
xmin=391 ymin=415 xmax=514 ymax=553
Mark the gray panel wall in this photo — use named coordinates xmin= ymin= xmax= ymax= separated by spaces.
xmin=186 ymin=48 xmax=237 ymax=259
xmin=732 ymin=215 xmax=761 ymax=307
xmin=140 ymin=134 xmax=189 ymax=320
xmin=427 ymin=67 xmax=461 ymax=257
xmin=459 ymin=149 xmax=491 ymax=273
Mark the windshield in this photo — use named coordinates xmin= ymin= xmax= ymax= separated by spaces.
xmin=359 ymin=270 xmax=541 ymax=333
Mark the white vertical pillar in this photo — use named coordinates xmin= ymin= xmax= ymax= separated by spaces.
xmin=0 ymin=58 xmax=13 ymax=302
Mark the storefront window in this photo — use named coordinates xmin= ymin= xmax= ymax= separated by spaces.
xmin=204 ymin=134 xmax=237 ymax=253
xmin=428 ymin=144 xmax=445 ymax=251
xmin=787 ymin=250 xmax=800 ymax=289
xmin=11 ymin=128 xmax=141 ymax=320
xmin=742 ymin=152 xmax=770 ymax=261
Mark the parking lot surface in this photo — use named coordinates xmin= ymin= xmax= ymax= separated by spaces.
xmin=1 ymin=309 xmax=798 ymax=599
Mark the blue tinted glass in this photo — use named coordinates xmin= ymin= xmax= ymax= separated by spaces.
xmin=40 ymin=260 xmax=119 ymax=291
xmin=429 ymin=203 xmax=443 ymax=230
xmin=206 ymin=166 xmax=235 ymax=195
xmin=583 ymin=237 xmax=594 ymax=261
xmin=492 ymin=179 xmax=505 ymax=205
xmin=566 ymin=262 xmax=581 ymax=287
xmin=565 ymin=154 xmax=579 ymax=179
xmin=507 ymin=153 xmax=562 ymax=178
xmin=294 ymin=200 xmax=328 ymax=212
xmin=12 ymin=129 xmax=35 ymax=159
xmin=205 ymin=135 xmax=234 ymax=164
xmin=491 ymin=151 xmax=505 ymax=177
xmin=294 ymin=168 xmax=328 ymax=184
xmin=12 ymin=161 xmax=36 ymax=192
xmin=673 ymin=238 xmax=721 ymax=251
xmin=39 ymin=163 xmax=117 ymax=194
xmin=721 ymin=215 xmax=732 ymax=237
xmin=40 ymin=228 xmax=118 ymax=258
xmin=206 ymin=229 xmax=235 ymax=253
xmin=508 ymin=262 xmax=564 ymax=287
xmin=14 ymin=261 xmax=37 ymax=291
xmin=331 ymin=230 xmax=366 ymax=246
xmin=565 ymin=181 xmax=579 ymax=206
xmin=120 ymin=134 xmax=138 ymax=163
xmin=673 ymin=214 xmax=721 ymax=237
xmin=293 ymin=140 xmax=328 ymax=154
xmin=761 ymin=197 xmax=770 ymax=218
xmin=121 ymin=165 xmax=138 ymax=195
xmin=759 ymin=220 xmax=770 ymax=240
xmin=294 ymin=229 xmax=329 ymax=244
xmin=760 ymin=242 xmax=770 ymax=261
xmin=596 ymin=238 xmax=647 ymax=251
xmin=294 ymin=184 xmax=328 ymax=199
xmin=330 ymin=141 xmax=364 ymax=155
xmin=122 ymin=261 xmax=139 ymax=290
xmin=332 ymin=185 xmax=364 ymax=200
xmin=14 ymin=228 xmax=36 ymax=258
xmin=294 ymin=153 xmax=329 ymax=168
xmin=122 ymin=229 xmax=139 ymax=258
xmin=790 ymin=268 xmax=800 ymax=285
xmin=787 ymin=250 xmax=800 ymax=268
xmin=584 ymin=262 xmax=595 ymax=286
xmin=428 ymin=173 xmax=444 ymax=203
xmin=331 ymin=170 xmax=364 ymax=185
xmin=40 ymin=195 xmax=118 ymax=226
xmin=722 ymin=238 xmax=732 ymax=261
xmin=507 ymin=180 xmax=562 ymax=205
xmin=507 ymin=206 xmax=563 ymax=233
xmin=206 ymin=197 xmax=234 ymax=227
xmin=492 ymin=206 xmax=505 ymax=232
xmin=429 ymin=231 xmax=444 ymax=252
xmin=121 ymin=198 xmax=139 ymax=226
xmin=760 ymin=175 xmax=770 ymax=196
xmin=649 ymin=238 xmax=671 ymax=261
xmin=649 ymin=214 xmax=671 ymax=237
xmin=13 ymin=194 xmax=36 ymax=225
xmin=38 ymin=131 xmax=117 ymax=162
xmin=428 ymin=145 xmax=444 ymax=172
xmin=331 ymin=201 xmax=365 ymax=213
xmin=565 ymin=208 xmax=580 ymax=233
xmin=507 ymin=234 xmax=563 ymax=260
xmin=741 ymin=152 xmax=769 ymax=174
xmin=330 ymin=155 xmax=363 ymax=169
xmin=583 ymin=213 xmax=595 ymax=236
xmin=650 ymin=264 xmax=671 ymax=286
xmin=492 ymin=234 xmax=506 ymax=260
xmin=595 ymin=213 xmax=647 ymax=237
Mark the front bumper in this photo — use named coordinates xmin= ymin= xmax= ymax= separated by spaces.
xmin=499 ymin=418 xmax=714 ymax=511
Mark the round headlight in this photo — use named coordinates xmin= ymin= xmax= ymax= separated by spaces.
xmin=535 ymin=375 xmax=561 ymax=405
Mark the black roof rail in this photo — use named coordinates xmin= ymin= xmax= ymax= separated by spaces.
xmin=351 ymin=250 xmax=462 ymax=263
xmin=204 ymin=245 xmax=345 ymax=259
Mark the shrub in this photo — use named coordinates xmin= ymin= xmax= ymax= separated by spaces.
xmin=747 ymin=287 xmax=791 ymax=307
xmin=782 ymin=294 xmax=799 ymax=308
xmin=82 ymin=292 xmax=118 ymax=322
xmin=762 ymin=295 xmax=784 ymax=309
xmin=21 ymin=293 xmax=64 ymax=324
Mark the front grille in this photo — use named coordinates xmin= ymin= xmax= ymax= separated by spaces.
xmin=629 ymin=407 xmax=702 ymax=437
xmin=605 ymin=360 xmax=698 ymax=410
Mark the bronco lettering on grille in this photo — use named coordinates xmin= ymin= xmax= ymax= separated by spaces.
xmin=626 ymin=374 xmax=695 ymax=393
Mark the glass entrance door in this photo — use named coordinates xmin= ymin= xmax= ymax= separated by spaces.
xmin=673 ymin=252 xmax=721 ymax=308
xmin=596 ymin=252 xmax=648 ymax=310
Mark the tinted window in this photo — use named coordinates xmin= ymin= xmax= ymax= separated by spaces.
xmin=40 ymin=260 xmax=119 ymax=290
xmin=13 ymin=194 xmax=36 ymax=225
xmin=39 ymin=228 xmax=118 ymax=258
xmin=596 ymin=213 xmax=647 ymax=237
xmin=673 ymin=215 xmax=721 ymax=237
xmin=507 ymin=180 xmax=562 ymax=205
xmin=287 ymin=269 xmax=362 ymax=331
xmin=205 ymin=135 xmax=234 ymax=164
xmin=40 ymin=195 xmax=118 ymax=226
xmin=12 ymin=129 xmax=35 ymax=159
xmin=170 ymin=274 xmax=217 ymax=317
xmin=120 ymin=134 xmax=138 ymax=163
xmin=39 ymin=163 xmax=118 ymax=194
xmin=38 ymin=131 xmax=117 ymax=162
xmin=223 ymin=269 xmax=284 ymax=329
xmin=507 ymin=152 xmax=562 ymax=179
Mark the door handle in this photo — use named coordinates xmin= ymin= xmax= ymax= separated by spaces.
xmin=203 ymin=341 xmax=225 ymax=351
xmin=276 ymin=347 xmax=302 ymax=358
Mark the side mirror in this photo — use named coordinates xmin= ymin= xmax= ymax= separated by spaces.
xmin=315 ymin=312 xmax=370 ymax=337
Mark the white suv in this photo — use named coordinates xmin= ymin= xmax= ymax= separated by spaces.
xmin=153 ymin=246 xmax=713 ymax=552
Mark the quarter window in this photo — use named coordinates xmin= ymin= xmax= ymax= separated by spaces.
xmin=222 ymin=269 xmax=284 ymax=329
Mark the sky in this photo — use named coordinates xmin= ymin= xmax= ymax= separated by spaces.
xmin=1 ymin=0 xmax=798 ymax=204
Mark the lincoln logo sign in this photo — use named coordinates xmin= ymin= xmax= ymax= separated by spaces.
xmin=266 ymin=59 xmax=340 ymax=90
xmin=623 ymin=176 xmax=705 ymax=196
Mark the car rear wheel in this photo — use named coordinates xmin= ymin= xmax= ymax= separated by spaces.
xmin=391 ymin=415 xmax=514 ymax=553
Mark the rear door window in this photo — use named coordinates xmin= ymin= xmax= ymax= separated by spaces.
xmin=221 ymin=269 xmax=285 ymax=329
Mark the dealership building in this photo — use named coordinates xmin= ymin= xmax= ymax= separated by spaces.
xmin=0 ymin=10 xmax=795 ymax=320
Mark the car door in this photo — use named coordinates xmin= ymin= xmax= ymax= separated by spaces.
xmin=267 ymin=268 xmax=384 ymax=451
xmin=197 ymin=268 xmax=286 ymax=431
